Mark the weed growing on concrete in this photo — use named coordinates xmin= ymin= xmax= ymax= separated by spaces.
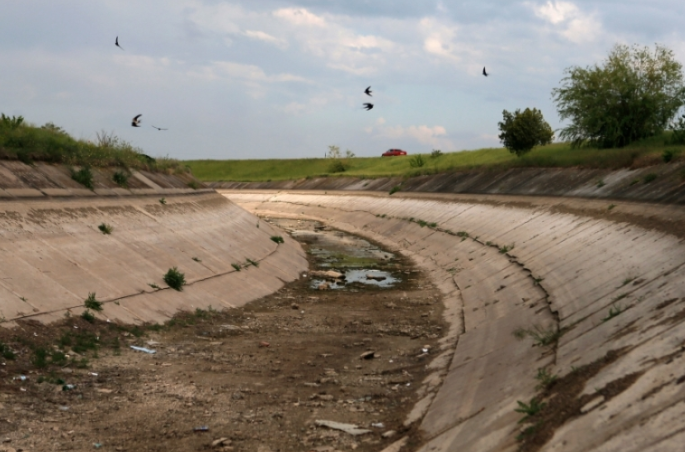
xmin=535 ymin=367 xmax=558 ymax=390
xmin=231 ymin=263 xmax=242 ymax=271
xmin=533 ymin=277 xmax=545 ymax=285
xmin=148 ymin=283 xmax=160 ymax=290
xmin=513 ymin=328 xmax=528 ymax=339
xmin=643 ymin=173 xmax=657 ymax=183
xmin=32 ymin=348 xmax=49 ymax=368
xmin=84 ymin=292 xmax=103 ymax=311
xmin=608 ymin=204 xmax=616 ymax=210
xmin=417 ymin=219 xmax=428 ymax=227
xmin=159 ymin=197 xmax=167 ymax=205
xmin=70 ymin=166 xmax=94 ymax=190
xmin=456 ymin=231 xmax=469 ymax=241
xmin=515 ymin=326 xmax=560 ymax=346
xmin=246 ymin=258 xmax=259 ymax=268
xmin=597 ymin=179 xmax=606 ymax=188
xmin=499 ymin=243 xmax=515 ymax=254
xmin=515 ymin=398 xmax=545 ymax=423
xmin=613 ymin=293 xmax=628 ymax=302
xmin=381 ymin=214 xmax=387 ymax=218
xmin=81 ymin=310 xmax=96 ymax=323
xmin=629 ymin=179 xmax=640 ymax=186
xmin=112 ymin=170 xmax=129 ymax=187
xmin=98 ymin=223 xmax=113 ymax=235
xmin=428 ymin=222 xmax=438 ymax=228
xmin=187 ymin=180 xmax=200 ymax=189
xmin=270 ymin=236 xmax=285 ymax=244
xmin=389 ymin=185 xmax=401 ymax=195
xmin=620 ymin=277 xmax=635 ymax=287
xmin=602 ymin=304 xmax=625 ymax=322
xmin=192 ymin=257 xmax=202 ymax=262
xmin=164 ymin=267 xmax=186 ymax=291
xmin=0 ymin=342 xmax=15 ymax=360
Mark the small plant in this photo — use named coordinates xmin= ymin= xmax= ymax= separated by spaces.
xmin=456 ymin=231 xmax=469 ymax=241
xmin=428 ymin=222 xmax=437 ymax=228
xmin=192 ymin=257 xmax=202 ymax=262
xmin=514 ymin=326 xmax=560 ymax=346
xmin=629 ymin=179 xmax=640 ymax=186
xmin=389 ymin=185 xmax=401 ymax=195
xmin=71 ymin=166 xmax=94 ymax=190
xmin=327 ymin=160 xmax=346 ymax=173
xmin=231 ymin=263 xmax=242 ymax=271
xmin=430 ymin=149 xmax=443 ymax=158
xmin=84 ymin=292 xmax=103 ymax=311
xmin=33 ymin=348 xmax=49 ymax=368
xmin=533 ymin=277 xmax=545 ymax=285
xmin=98 ymin=223 xmax=113 ymax=235
xmin=51 ymin=351 xmax=68 ymax=366
xmin=515 ymin=398 xmax=545 ymax=423
xmin=246 ymin=258 xmax=259 ymax=268
xmin=0 ymin=342 xmax=15 ymax=360
xmin=112 ymin=171 xmax=129 ymax=187
xmin=499 ymin=243 xmax=515 ymax=254
xmin=187 ymin=180 xmax=200 ymax=189
xmin=603 ymin=304 xmax=625 ymax=322
xmin=159 ymin=197 xmax=167 ymax=205
xmin=662 ymin=149 xmax=679 ymax=163
xmin=608 ymin=204 xmax=616 ymax=210
xmin=270 ymin=236 xmax=285 ymax=244
xmin=164 ymin=267 xmax=186 ymax=291
xmin=409 ymin=154 xmax=425 ymax=168
xmin=535 ymin=367 xmax=558 ymax=390
xmin=613 ymin=293 xmax=628 ymax=302
xmin=81 ymin=310 xmax=96 ymax=323
xmin=148 ymin=283 xmax=161 ymax=290
xmin=417 ymin=219 xmax=428 ymax=227
xmin=620 ymin=277 xmax=635 ymax=287
xmin=597 ymin=179 xmax=606 ymax=188
xmin=643 ymin=173 xmax=657 ymax=184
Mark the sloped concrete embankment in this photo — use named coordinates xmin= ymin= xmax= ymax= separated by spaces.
xmin=225 ymin=190 xmax=685 ymax=452
xmin=0 ymin=192 xmax=307 ymax=327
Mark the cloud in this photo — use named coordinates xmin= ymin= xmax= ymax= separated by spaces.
xmin=369 ymin=122 xmax=454 ymax=149
xmin=191 ymin=61 xmax=310 ymax=84
xmin=531 ymin=1 xmax=602 ymax=43
xmin=244 ymin=30 xmax=288 ymax=48
xmin=273 ymin=7 xmax=326 ymax=27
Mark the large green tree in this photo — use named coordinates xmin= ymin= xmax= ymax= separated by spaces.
xmin=498 ymin=108 xmax=554 ymax=156
xmin=552 ymin=43 xmax=685 ymax=148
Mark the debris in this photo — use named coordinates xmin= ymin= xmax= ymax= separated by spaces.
xmin=89 ymin=372 xmax=99 ymax=377
xmin=371 ymin=423 xmax=385 ymax=429
xmin=310 ymin=270 xmax=345 ymax=280
xmin=360 ymin=351 xmax=375 ymax=360
xmin=317 ymin=282 xmax=330 ymax=290
xmin=259 ymin=341 xmax=270 ymax=348
xmin=366 ymin=273 xmax=386 ymax=281
xmin=193 ymin=426 xmax=209 ymax=432
xmin=62 ymin=384 xmax=76 ymax=391
xmin=381 ymin=430 xmax=397 ymax=439
xmin=315 ymin=420 xmax=372 ymax=436
xmin=93 ymin=443 xmax=103 ymax=449
xmin=59 ymin=406 xmax=70 ymax=411
xmin=211 ymin=437 xmax=231 ymax=447
xmin=291 ymin=303 xmax=299 ymax=310
xmin=130 ymin=346 xmax=156 ymax=354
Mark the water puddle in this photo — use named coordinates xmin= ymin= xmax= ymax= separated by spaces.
xmin=266 ymin=218 xmax=402 ymax=291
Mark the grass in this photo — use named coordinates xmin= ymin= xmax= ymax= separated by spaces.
xmin=514 ymin=325 xmax=560 ymax=347
xmin=270 ymin=235 xmax=285 ymax=244
xmin=71 ymin=166 xmax=94 ymax=190
xmin=81 ymin=310 xmax=96 ymax=323
xmin=231 ymin=263 xmax=242 ymax=271
xmin=84 ymin=292 xmax=103 ymax=311
xmin=0 ymin=116 xmax=187 ymax=172
xmin=1 ymin=342 xmax=16 ymax=360
xmin=389 ymin=185 xmax=401 ymax=195
xmin=643 ymin=173 xmax=658 ymax=183
xmin=112 ymin=170 xmax=129 ymax=187
xmin=603 ymin=304 xmax=625 ymax=322
xmin=164 ymin=267 xmax=186 ymax=291
xmin=535 ymin=367 xmax=558 ymax=390
xmin=192 ymin=257 xmax=202 ymax=262
xmin=499 ymin=243 xmax=515 ymax=254
xmin=245 ymin=258 xmax=259 ymax=268
xmin=185 ymin=133 xmax=685 ymax=182
xmin=98 ymin=223 xmax=113 ymax=235
xmin=515 ymin=398 xmax=546 ymax=423
xmin=159 ymin=197 xmax=167 ymax=205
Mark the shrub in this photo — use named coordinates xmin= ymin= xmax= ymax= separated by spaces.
xmin=389 ymin=185 xmax=401 ymax=195
xmin=0 ymin=342 xmax=15 ymax=360
xmin=112 ymin=170 xmax=129 ymax=187
xmin=32 ymin=348 xmax=49 ymax=368
xmin=164 ymin=267 xmax=186 ymax=291
xmin=231 ymin=263 xmax=242 ymax=271
xmin=409 ymin=154 xmax=426 ymax=168
xmin=662 ymin=149 xmax=679 ymax=163
xmin=246 ymin=258 xmax=259 ymax=267
xmin=430 ymin=149 xmax=443 ymax=158
xmin=498 ymin=108 xmax=554 ymax=156
xmin=71 ymin=166 xmax=94 ymax=190
xmin=552 ymin=43 xmax=685 ymax=148
xmin=81 ymin=310 xmax=96 ymax=323
xmin=270 ymin=236 xmax=284 ymax=244
xmin=84 ymin=292 xmax=103 ymax=311
xmin=187 ymin=180 xmax=200 ymax=189
xmin=98 ymin=223 xmax=113 ymax=235
xmin=327 ymin=160 xmax=346 ymax=173
xmin=159 ymin=197 xmax=167 ymax=205
xmin=0 ymin=113 xmax=24 ymax=130
xmin=667 ymin=114 xmax=685 ymax=144
xmin=643 ymin=173 xmax=658 ymax=183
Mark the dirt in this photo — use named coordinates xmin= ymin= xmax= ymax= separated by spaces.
xmin=0 ymin=221 xmax=446 ymax=452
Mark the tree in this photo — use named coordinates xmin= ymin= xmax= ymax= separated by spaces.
xmin=552 ymin=43 xmax=685 ymax=148
xmin=498 ymin=108 xmax=554 ymax=156
xmin=327 ymin=145 xmax=341 ymax=159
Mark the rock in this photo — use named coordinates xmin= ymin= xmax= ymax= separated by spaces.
xmin=360 ymin=351 xmax=375 ymax=360
xmin=259 ymin=341 xmax=270 ymax=348
xmin=311 ymin=270 xmax=345 ymax=280
xmin=315 ymin=420 xmax=372 ymax=436
xmin=211 ymin=437 xmax=231 ymax=447
xmin=291 ymin=303 xmax=299 ymax=310
xmin=232 ymin=391 xmax=245 ymax=400
xmin=381 ymin=430 xmax=397 ymax=438
xmin=317 ymin=282 xmax=330 ymax=290
xmin=366 ymin=274 xmax=386 ymax=281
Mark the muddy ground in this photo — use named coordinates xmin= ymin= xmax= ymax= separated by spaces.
xmin=0 ymin=220 xmax=446 ymax=452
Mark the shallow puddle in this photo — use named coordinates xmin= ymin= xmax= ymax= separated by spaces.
xmin=267 ymin=218 xmax=402 ymax=290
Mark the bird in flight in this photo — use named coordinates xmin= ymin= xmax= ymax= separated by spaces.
xmin=365 ymin=86 xmax=372 ymax=96
xmin=363 ymin=103 xmax=374 ymax=111
xmin=115 ymin=36 xmax=124 ymax=50
xmin=482 ymin=67 xmax=489 ymax=77
xmin=151 ymin=125 xmax=167 ymax=131
xmin=131 ymin=114 xmax=142 ymax=127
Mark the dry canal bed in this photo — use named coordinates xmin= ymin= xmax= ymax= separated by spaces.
xmin=0 ymin=220 xmax=445 ymax=452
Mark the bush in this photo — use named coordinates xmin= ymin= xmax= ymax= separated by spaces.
xmin=662 ymin=149 xmax=680 ymax=163
xmin=81 ymin=310 xmax=96 ymax=323
xmin=430 ymin=149 xmax=443 ymax=158
xmin=498 ymin=108 xmax=554 ymax=156
xmin=327 ymin=160 xmax=346 ymax=173
xmin=643 ymin=173 xmax=658 ymax=183
xmin=112 ymin=170 xmax=129 ymax=187
xmin=84 ymin=292 xmax=103 ymax=311
xmin=164 ymin=267 xmax=186 ymax=291
xmin=552 ymin=43 xmax=685 ymax=148
xmin=389 ymin=185 xmax=401 ymax=195
xmin=270 ymin=236 xmax=284 ymax=244
xmin=409 ymin=154 xmax=426 ymax=167
xmin=71 ymin=166 xmax=94 ymax=190
xmin=98 ymin=223 xmax=113 ymax=235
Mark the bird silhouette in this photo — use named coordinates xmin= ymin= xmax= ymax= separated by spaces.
xmin=131 ymin=114 xmax=142 ymax=127
xmin=363 ymin=103 xmax=374 ymax=111
xmin=365 ymin=86 xmax=372 ymax=96
xmin=151 ymin=125 xmax=167 ymax=131
xmin=115 ymin=36 xmax=124 ymax=50
xmin=482 ymin=67 xmax=489 ymax=77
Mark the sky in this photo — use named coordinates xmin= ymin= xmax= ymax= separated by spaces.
xmin=1 ymin=1 xmax=685 ymax=160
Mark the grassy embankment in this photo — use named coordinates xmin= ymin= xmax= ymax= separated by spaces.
xmin=0 ymin=114 xmax=185 ymax=173
xmin=186 ymin=134 xmax=685 ymax=182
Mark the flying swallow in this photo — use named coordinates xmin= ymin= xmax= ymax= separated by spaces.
xmin=115 ymin=36 xmax=124 ymax=50
xmin=365 ymin=86 xmax=372 ymax=96
xmin=363 ymin=103 xmax=374 ymax=111
xmin=131 ymin=114 xmax=142 ymax=127
xmin=482 ymin=67 xmax=489 ymax=77
xmin=151 ymin=125 xmax=167 ymax=131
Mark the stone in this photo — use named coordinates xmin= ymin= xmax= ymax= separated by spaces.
xmin=360 ymin=351 xmax=375 ymax=360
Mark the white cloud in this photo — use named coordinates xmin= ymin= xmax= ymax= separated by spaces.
xmin=369 ymin=122 xmax=454 ymax=149
xmin=419 ymin=18 xmax=482 ymax=69
xmin=244 ymin=30 xmax=288 ymax=49
xmin=273 ymin=8 xmax=326 ymax=27
xmin=191 ymin=61 xmax=310 ymax=84
xmin=531 ymin=1 xmax=602 ymax=43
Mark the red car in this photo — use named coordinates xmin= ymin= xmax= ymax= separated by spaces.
xmin=382 ymin=149 xmax=407 ymax=157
